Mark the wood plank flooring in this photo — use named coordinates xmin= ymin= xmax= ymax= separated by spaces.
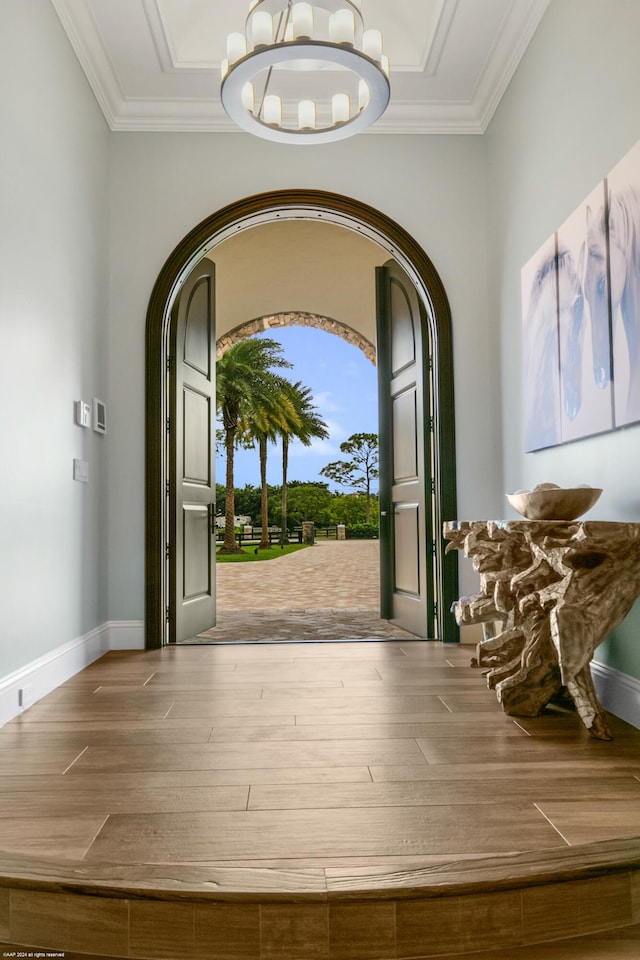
xmin=1 ymin=639 xmax=639 ymax=873
xmin=1 ymin=928 xmax=639 ymax=960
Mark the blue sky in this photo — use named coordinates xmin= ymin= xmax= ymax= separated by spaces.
xmin=217 ymin=327 xmax=378 ymax=491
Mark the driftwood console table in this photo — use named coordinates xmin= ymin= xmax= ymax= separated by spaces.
xmin=444 ymin=519 xmax=640 ymax=740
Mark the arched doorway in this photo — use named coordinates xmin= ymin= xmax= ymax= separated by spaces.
xmin=145 ymin=190 xmax=458 ymax=648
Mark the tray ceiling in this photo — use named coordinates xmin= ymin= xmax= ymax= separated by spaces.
xmin=50 ymin=0 xmax=551 ymax=134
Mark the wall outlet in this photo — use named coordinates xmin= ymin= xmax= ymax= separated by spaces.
xmin=19 ymin=685 xmax=33 ymax=708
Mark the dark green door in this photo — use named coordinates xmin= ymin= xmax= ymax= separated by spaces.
xmin=377 ymin=260 xmax=436 ymax=638
xmin=169 ymin=258 xmax=216 ymax=642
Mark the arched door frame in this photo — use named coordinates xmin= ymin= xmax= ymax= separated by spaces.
xmin=145 ymin=189 xmax=458 ymax=648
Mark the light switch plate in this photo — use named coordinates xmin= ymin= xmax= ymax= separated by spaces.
xmin=73 ymin=458 xmax=89 ymax=482
xmin=75 ymin=400 xmax=91 ymax=427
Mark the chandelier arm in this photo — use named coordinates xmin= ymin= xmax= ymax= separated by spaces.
xmin=256 ymin=0 xmax=293 ymax=122
xmin=256 ymin=66 xmax=273 ymax=122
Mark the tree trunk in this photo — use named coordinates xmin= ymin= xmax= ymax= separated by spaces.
xmin=279 ymin=436 xmax=289 ymax=547
xmin=258 ymin=435 xmax=271 ymax=551
xmin=220 ymin=424 xmax=243 ymax=555
xmin=365 ymin=476 xmax=371 ymax=523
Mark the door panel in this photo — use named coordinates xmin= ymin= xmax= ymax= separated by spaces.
xmin=184 ymin=277 xmax=212 ymax=376
xmin=377 ymin=261 xmax=436 ymax=638
xmin=183 ymin=387 xmax=211 ymax=483
xmin=393 ymin=503 xmax=421 ymax=596
xmin=391 ymin=281 xmax=416 ymax=373
xmin=392 ymin=388 xmax=418 ymax=481
xmin=183 ymin=504 xmax=211 ymax=599
xmin=169 ymin=259 xmax=216 ymax=642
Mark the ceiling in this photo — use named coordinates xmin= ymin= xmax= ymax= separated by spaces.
xmin=50 ymin=0 xmax=551 ymax=134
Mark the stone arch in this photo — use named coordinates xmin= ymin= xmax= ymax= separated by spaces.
xmin=216 ymin=312 xmax=376 ymax=364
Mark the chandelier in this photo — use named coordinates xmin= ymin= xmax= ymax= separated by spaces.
xmin=220 ymin=1 xmax=390 ymax=144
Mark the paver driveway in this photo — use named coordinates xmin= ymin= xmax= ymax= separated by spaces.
xmin=194 ymin=540 xmax=417 ymax=643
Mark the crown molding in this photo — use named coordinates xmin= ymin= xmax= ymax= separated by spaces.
xmin=50 ymin=0 xmax=122 ymax=127
xmin=141 ymin=0 xmax=176 ymax=73
xmin=473 ymin=0 xmax=551 ymax=133
xmin=422 ymin=0 xmax=459 ymax=77
xmin=109 ymin=97 xmax=485 ymax=135
xmin=50 ymin=0 xmax=551 ymax=137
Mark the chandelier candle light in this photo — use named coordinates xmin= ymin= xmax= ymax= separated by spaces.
xmin=221 ymin=0 xmax=390 ymax=144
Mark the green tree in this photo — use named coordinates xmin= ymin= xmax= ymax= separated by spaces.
xmin=216 ymin=338 xmax=296 ymax=554
xmin=215 ymin=483 xmax=227 ymax=520
xmin=233 ymin=484 xmax=262 ymax=523
xmin=320 ymin=432 xmax=379 ymax=522
xmin=284 ymin=483 xmax=335 ymax=528
xmin=277 ymin=383 xmax=329 ymax=545
xmin=332 ymin=492 xmax=378 ymax=525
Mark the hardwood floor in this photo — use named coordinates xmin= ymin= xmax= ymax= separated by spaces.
xmin=1 ymin=639 xmax=639 ymax=957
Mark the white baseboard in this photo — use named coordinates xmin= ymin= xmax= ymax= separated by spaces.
xmin=105 ymin=620 xmax=145 ymax=650
xmin=0 ymin=620 xmax=145 ymax=727
xmin=0 ymin=624 xmax=109 ymax=726
xmin=591 ymin=660 xmax=640 ymax=730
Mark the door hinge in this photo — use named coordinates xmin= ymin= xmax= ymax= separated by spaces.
xmin=166 ymin=417 xmax=171 ymax=433
xmin=165 ymin=543 xmax=170 ymax=560
xmin=166 ymin=480 xmax=170 ymax=496
xmin=429 ymin=416 xmax=435 ymax=433
xmin=430 ymin=477 xmax=436 ymax=495
xmin=428 ymin=355 xmax=434 ymax=371
xmin=432 ymin=602 xmax=438 ymax=619
xmin=165 ymin=606 xmax=171 ymax=623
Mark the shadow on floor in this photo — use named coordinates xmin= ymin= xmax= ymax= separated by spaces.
xmin=189 ymin=608 xmax=420 ymax=644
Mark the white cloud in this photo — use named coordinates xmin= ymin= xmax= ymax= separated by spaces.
xmin=324 ymin=417 xmax=348 ymax=438
xmin=313 ymin=391 xmax=342 ymax=414
xmin=288 ymin=437 xmax=339 ymax=459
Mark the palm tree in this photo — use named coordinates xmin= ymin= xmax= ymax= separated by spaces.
xmin=254 ymin=431 xmax=275 ymax=551
xmin=278 ymin=382 xmax=329 ymax=546
xmin=240 ymin=382 xmax=302 ymax=551
xmin=216 ymin=338 xmax=295 ymax=554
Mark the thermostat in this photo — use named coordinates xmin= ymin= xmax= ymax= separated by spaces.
xmin=93 ymin=398 xmax=107 ymax=434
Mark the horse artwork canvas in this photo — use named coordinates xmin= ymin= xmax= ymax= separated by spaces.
xmin=521 ymin=235 xmax=561 ymax=452
xmin=521 ymin=138 xmax=640 ymax=454
xmin=558 ymin=183 xmax=614 ymax=443
xmin=606 ymin=139 xmax=640 ymax=428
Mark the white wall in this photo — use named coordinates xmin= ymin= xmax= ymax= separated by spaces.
xmin=0 ymin=0 xmax=110 ymax=677
xmin=107 ymin=131 xmax=497 ymax=619
xmin=486 ymin=0 xmax=640 ymax=679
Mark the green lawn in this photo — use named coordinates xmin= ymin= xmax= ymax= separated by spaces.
xmin=216 ymin=543 xmax=309 ymax=563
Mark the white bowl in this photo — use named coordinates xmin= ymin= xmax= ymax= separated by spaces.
xmin=506 ymin=484 xmax=602 ymax=521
